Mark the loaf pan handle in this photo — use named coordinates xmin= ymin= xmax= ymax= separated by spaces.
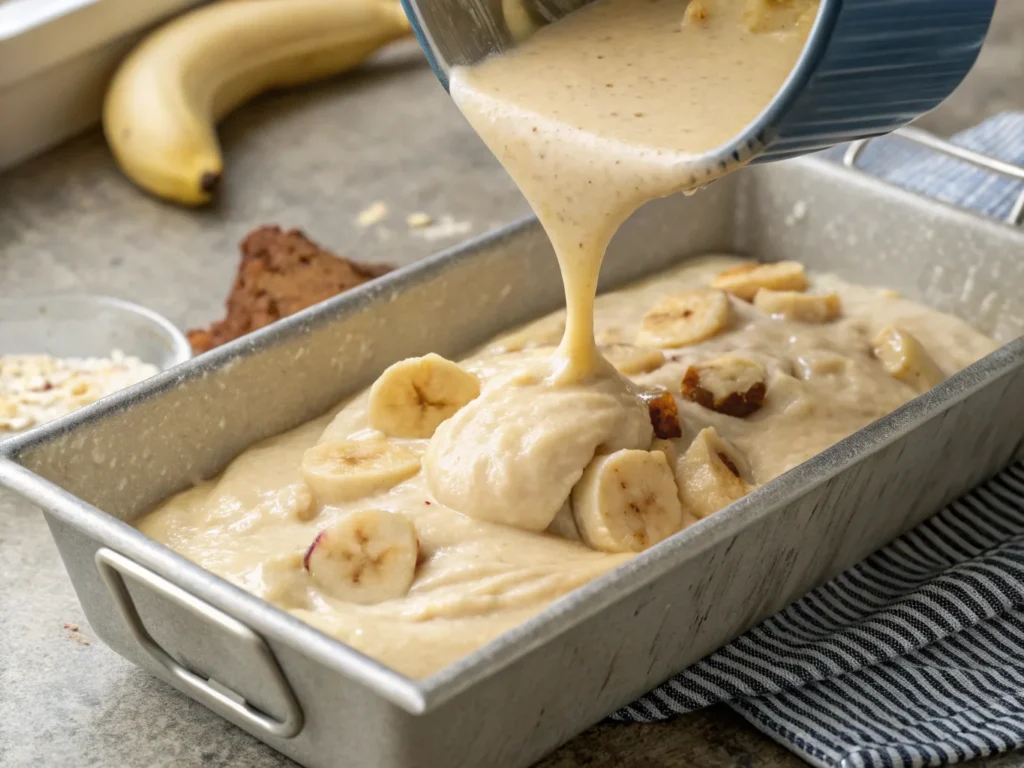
xmin=95 ymin=548 xmax=304 ymax=739
xmin=843 ymin=126 xmax=1024 ymax=226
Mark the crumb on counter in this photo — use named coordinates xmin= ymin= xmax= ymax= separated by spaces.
xmin=357 ymin=201 xmax=389 ymax=227
xmin=406 ymin=212 xmax=433 ymax=228
xmin=411 ymin=215 xmax=473 ymax=241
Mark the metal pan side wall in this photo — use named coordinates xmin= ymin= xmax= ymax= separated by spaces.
xmin=2 ymin=157 xmax=1023 ymax=767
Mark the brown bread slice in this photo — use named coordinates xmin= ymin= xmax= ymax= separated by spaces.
xmin=188 ymin=226 xmax=392 ymax=353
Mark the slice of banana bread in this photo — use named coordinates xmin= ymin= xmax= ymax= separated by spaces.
xmin=188 ymin=226 xmax=393 ymax=353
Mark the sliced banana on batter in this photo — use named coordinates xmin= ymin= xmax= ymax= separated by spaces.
xmin=712 ymin=261 xmax=808 ymax=301
xmin=301 ymin=440 xmax=421 ymax=505
xmin=601 ymin=344 xmax=667 ymax=375
xmin=753 ymin=289 xmax=840 ymax=323
xmin=304 ymin=509 xmax=419 ymax=605
xmin=872 ymin=326 xmax=945 ymax=393
xmin=369 ymin=353 xmax=481 ymax=438
xmin=676 ymin=427 xmax=752 ymax=519
xmin=571 ymin=449 xmax=684 ymax=553
xmin=640 ymin=389 xmax=683 ymax=438
xmin=681 ymin=354 xmax=767 ymax=417
xmin=635 ymin=288 xmax=731 ymax=348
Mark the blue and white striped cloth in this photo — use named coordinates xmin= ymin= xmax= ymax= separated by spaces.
xmin=618 ymin=112 xmax=1024 ymax=768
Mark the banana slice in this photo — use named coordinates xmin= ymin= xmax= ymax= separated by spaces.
xmin=369 ymin=353 xmax=481 ymax=438
xmin=712 ymin=261 xmax=808 ymax=301
xmin=602 ymin=344 xmax=667 ymax=375
xmin=304 ymin=509 xmax=418 ymax=604
xmin=640 ymin=389 xmax=683 ymax=438
xmin=571 ymin=449 xmax=684 ymax=553
xmin=635 ymin=289 xmax=731 ymax=348
xmin=753 ymin=289 xmax=841 ymax=323
xmin=676 ymin=427 xmax=752 ymax=519
xmin=301 ymin=440 xmax=420 ymax=505
xmin=546 ymin=500 xmax=582 ymax=542
xmin=872 ymin=327 xmax=945 ymax=392
xmin=681 ymin=355 xmax=767 ymax=417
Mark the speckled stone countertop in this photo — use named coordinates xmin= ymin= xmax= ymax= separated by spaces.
xmin=2 ymin=4 xmax=1024 ymax=766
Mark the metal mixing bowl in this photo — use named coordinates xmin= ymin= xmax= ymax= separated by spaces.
xmin=0 ymin=295 xmax=191 ymax=371
xmin=402 ymin=0 xmax=997 ymax=167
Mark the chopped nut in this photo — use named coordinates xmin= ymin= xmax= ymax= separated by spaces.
xmin=641 ymin=390 xmax=683 ymax=439
xmin=712 ymin=261 xmax=808 ymax=301
xmin=681 ymin=355 xmax=767 ymax=417
xmin=753 ymin=289 xmax=840 ymax=323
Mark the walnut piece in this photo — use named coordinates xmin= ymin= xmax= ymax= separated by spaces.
xmin=681 ymin=355 xmax=767 ymax=417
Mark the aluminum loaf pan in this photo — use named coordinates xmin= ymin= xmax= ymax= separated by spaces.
xmin=2 ymin=151 xmax=1023 ymax=768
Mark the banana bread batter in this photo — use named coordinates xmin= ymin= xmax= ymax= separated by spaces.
xmin=136 ymin=0 xmax=997 ymax=678
xmin=138 ymin=256 xmax=997 ymax=677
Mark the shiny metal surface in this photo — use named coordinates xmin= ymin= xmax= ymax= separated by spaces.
xmin=95 ymin=548 xmax=304 ymax=739
xmin=0 ymin=294 xmax=191 ymax=370
xmin=1 ymin=146 xmax=1023 ymax=768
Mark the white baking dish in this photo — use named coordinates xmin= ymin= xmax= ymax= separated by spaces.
xmin=0 ymin=0 xmax=204 ymax=169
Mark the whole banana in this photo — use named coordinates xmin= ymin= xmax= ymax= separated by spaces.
xmin=103 ymin=0 xmax=411 ymax=206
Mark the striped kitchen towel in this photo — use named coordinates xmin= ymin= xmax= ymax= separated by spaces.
xmin=826 ymin=111 xmax=1024 ymax=223
xmin=617 ymin=112 xmax=1024 ymax=768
